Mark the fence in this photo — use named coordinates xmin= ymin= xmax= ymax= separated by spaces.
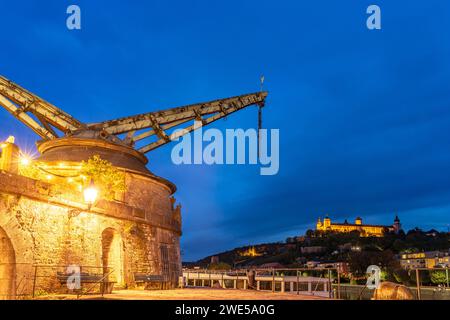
xmin=0 ymin=263 xmax=34 ymax=299
xmin=132 ymin=262 xmax=181 ymax=289
xmin=0 ymin=263 xmax=115 ymax=299
xmin=412 ymin=268 xmax=450 ymax=300
xmin=182 ymin=268 xmax=340 ymax=298
xmin=4 ymin=264 xmax=450 ymax=300
xmin=335 ymin=268 xmax=450 ymax=300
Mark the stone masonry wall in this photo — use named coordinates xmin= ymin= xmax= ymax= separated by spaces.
xmin=0 ymin=170 xmax=181 ymax=298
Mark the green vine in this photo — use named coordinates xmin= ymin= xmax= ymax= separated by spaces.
xmin=20 ymin=155 xmax=126 ymax=202
xmin=80 ymin=155 xmax=126 ymax=201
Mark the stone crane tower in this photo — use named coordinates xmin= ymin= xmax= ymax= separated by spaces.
xmin=0 ymin=75 xmax=267 ymax=298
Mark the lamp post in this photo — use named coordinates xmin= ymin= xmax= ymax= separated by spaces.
xmin=83 ymin=178 xmax=98 ymax=210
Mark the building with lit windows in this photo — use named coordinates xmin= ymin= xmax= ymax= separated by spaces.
xmin=316 ymin=215 xmax=401 ymax=237
xmin=399 ymin=251 xmax=450 ymax=269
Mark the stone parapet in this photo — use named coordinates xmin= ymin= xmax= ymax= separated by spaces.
xmin=0 ymin=171 xmax=181 ymax=235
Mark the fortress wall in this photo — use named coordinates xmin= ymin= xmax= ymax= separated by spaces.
xmin=124 ymin=173 xmax=174 ymax=219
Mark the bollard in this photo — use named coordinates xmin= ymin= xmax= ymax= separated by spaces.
xmin=272 ymin=268 xmax=275 ymax=293
xmin=337 ymin=270 xmax=341 ymax=299
xmin=416 ymin=269 xmax=421 ymax=300
xmin=179 ymin=276 xmax=184 ymax=288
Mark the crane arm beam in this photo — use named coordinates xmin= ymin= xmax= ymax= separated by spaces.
xmin=0 ymin=95 xmax=56 ymax=139
xmin=0 ymin=75 xmax=268 ymax=155
xmin=0 ymin=75 xmax=83 ymax=137
xmin=136 ymin=92 xmax=268 ymax=153
xmin=90 ymin=92 xmax=267 ymax=136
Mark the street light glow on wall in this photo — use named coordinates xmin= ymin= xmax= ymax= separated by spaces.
xmin=83 ymin=179 xmax=98 ymax=210
xmin=19 ymin=155 xmax=32 ymax=166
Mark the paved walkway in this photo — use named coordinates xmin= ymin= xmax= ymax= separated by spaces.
xmin=48 ymin=288 xmax=329 ymax=300
xmin=107 ymin=288 xmax=329 ymax=300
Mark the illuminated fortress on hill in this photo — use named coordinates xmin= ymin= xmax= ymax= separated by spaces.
xmin=316 ymin=215 xmax=401 ymax=237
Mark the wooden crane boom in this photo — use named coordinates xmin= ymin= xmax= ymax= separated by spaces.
xmin=0 ymin=76 xmax=84 ymax=139
xmin=0 ymin=75 xmax=268 ymax=154
xmin=88 ymin=91 xmax=267 ymax=153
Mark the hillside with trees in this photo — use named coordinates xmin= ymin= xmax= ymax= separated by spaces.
xmin=187 ymin=228 xmax=450 ymax=285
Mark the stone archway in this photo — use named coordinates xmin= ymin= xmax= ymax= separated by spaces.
xmin=0 ymin=227 xmax=16 ymax=299
xmin=101 ymin=228 xmax=125 ymax=287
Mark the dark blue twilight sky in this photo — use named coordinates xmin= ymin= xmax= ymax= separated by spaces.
xmin=1 ymin=1 xmax=450 ymax=260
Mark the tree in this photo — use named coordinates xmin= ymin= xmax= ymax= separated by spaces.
xmin=18 ymin=154 xmax=126 ymax=201
xmin=430 ymin=270 xmax=447 ymax=285
xmin=348 ymin=250 xmax=399 ymax=277
xmin=208 ymin=262 xmax=232 ymax=270
xmin=393 ymin=268 xmax=411 ymax=286
xmin=80 ymin=155 xmax=126 ymax=200
xmin=392 ymin=239 xmax=406 ymax=252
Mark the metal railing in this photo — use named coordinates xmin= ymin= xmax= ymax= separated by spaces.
xmin=76 ymin=268 xmax=116 ymax=299
xmin=411 ymin=267 xmax=450 ymax=300
xmin=0 ymin=263 xmax=119 ymax=299
xmin=182 ymin=268 xmax=340 ymax=299
xmin=31 ymin=265 xmax=116 ymax=298
xmin=0 ymin=262 xmax=183 ymax=299
xmin=330 ymin=268 xmax=450 ymax=300
xmin=133 ymin=262 xmax=181 ymax=289
xmin=0 ymin=263 xmax=34 ymax=299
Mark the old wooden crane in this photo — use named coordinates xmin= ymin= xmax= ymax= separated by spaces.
xmin=0 ymin=75 xmax=267 ymax=156
xmin=0 ymin=75 xmax=270 ymax=296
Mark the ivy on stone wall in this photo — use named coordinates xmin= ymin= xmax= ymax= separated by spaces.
xmin=19 ymin=155 xmax=126 ymax=202
xmin=80 ymin=155 xmax=126 ymax=201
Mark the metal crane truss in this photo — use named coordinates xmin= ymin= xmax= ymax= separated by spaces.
xmin=89 ymin=92 xmax=268 ymax=153
xmin=0 ymin=75 xmax=268 ymax=154
xmin=0 ymin=76 xmax=83 ymax=139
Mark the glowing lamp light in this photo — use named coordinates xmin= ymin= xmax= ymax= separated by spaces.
xmin=20 ymin=156 xmax=31 ymax=166
xmin=83 ymin=179 xmax=98 ymax=210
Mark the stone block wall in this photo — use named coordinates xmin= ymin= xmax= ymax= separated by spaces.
xmin=0 ymin=170 xmax=182 ymax=299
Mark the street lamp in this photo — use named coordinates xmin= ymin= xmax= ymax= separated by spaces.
xmin=83 ymin=179 xmax=98 ymax=210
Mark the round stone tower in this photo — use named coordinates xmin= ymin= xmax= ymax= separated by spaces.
xmin=0 ymin=133 xmax=182 ymax=297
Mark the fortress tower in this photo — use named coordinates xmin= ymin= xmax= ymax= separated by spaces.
xmin=393 ymin=215 xmax=402 ymax=234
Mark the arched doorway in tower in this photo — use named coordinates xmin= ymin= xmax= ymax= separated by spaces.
xmin=101 ymin=228 xmax=125 ymax=288
xmin=0 ymin=227 xmax=16 ymax=299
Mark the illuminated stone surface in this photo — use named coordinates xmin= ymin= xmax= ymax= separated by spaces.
xmin=43 ymin=288 xmax=329 ymax=300
xmin=0 ymin=138 xmax=181 ymax=299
